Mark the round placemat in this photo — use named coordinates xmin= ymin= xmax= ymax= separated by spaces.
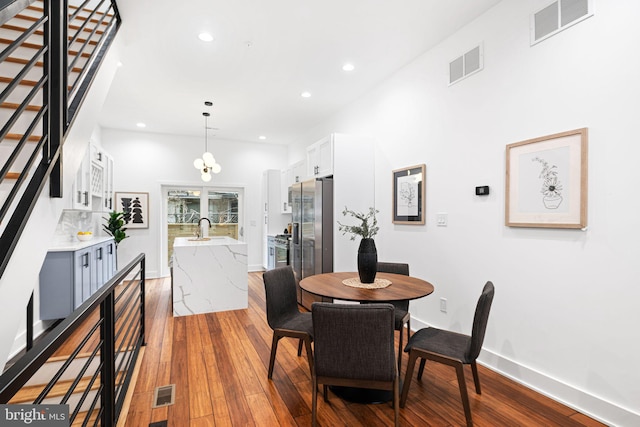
xmin=341 ymin=277 xmax=392 ymax=289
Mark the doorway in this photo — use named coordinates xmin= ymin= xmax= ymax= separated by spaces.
xmin=162 ymin=185 xmax=244 ymax=276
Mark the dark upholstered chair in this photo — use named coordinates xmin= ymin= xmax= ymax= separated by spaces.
xmin=262 ymin=266 xmax=313 ymax=379
xmin=363 ymin=261 xmax=411 ymax=374
xmin=311 ymin=302 xmax=399 ymax=427
xmin=400 ymin=281 xmax=495 ymax=427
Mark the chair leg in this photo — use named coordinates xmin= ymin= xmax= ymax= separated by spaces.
xmin=397 ymin=326 xmax=404 ymax=375
xmin=312 ymin=376 xmax=318 ymax=427
xmin=471 ymin=361 xmax=481 ymax=394
xmin=400 ymin=350 xmax=419 ymax=407
xmin=454 ymin=362 xmax=473 ymax=427
xmin=323 ymin=385 xmax=329 ymax=402
xmin=393 ymin=375 xmax=400 ymax=427
xmin=417 ymin=358 xmax=426 ymax=380
xmin=304 ymin=337 xmax=314 ymax=377
xmin=268 ymin=334 xmax=280 ymax=379
xmin=297 ymin=339 xmax=303 ymax=356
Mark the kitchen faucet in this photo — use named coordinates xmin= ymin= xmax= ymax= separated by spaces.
xmin=197 ymin=217 xmax=211 ymax=239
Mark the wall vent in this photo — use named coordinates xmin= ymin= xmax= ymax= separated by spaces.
xmin=448 ymin=44 xmax=484 ymax=86
xmin=531 ymin=0 xmax=593 ymax=45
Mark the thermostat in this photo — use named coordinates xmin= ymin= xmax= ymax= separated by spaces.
xmin=475 ymin=186 xmax=490 ymax=196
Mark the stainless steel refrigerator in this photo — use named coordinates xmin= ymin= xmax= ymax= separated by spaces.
xmin=289 ymin=177 xmax=333 ymax=309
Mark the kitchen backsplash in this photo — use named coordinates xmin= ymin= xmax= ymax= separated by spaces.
xmin=51 ymin=210 xmax=105 ymax=244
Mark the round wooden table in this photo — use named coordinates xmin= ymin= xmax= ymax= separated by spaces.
xmin=299 ymin=271 xmax=434 ymax=302
xmin=299 ymin=271 xmax=435 ymax=404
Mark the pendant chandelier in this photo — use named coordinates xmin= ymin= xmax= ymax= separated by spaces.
xmin=193 ymin=109 xmax=221 ymax=182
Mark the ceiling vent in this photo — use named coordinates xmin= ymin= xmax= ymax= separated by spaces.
xmin=531 ymin=0 xmax=593 ymax=45
xmin=448 ymin=44 xmax=484 ymax=86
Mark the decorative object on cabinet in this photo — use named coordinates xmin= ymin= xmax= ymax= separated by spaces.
xmin=115 ymin=192 xmax=149 ymax=229
xmin=338 ymin=207 xmax=379 ymax=283
xmin=392 ymin=164 xmax=426 ymax=225
xmin=193 ymin=106 xmax=222 ymax=182
xmin=506 ymin=128 xmax=588 ymax=229
xmin=103 ymin=211 xmax=128 ymax=246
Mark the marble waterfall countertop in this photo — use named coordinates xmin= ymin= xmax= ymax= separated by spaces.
xmin=171 ymin=236 xmax=248 ymax=316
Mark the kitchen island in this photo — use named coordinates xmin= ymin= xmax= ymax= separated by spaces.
xmin=171 ymin=236 xmax=248 ymax=316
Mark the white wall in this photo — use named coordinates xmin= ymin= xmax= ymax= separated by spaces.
xmin=100 ymin=129 xmax=288 ymax=276
xmin=287 ymin=1 xmax=640 ymax=425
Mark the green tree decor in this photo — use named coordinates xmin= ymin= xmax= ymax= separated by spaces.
xmin=103 ymin=211 xmax=128 ymax=246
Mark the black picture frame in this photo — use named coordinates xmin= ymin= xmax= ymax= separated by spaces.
xmin=392 ymin=164 xmax=425 ymax=225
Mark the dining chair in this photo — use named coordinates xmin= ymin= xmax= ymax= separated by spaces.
xmin=363 ymin=261 xmax=411 ymax=374
xmin=311 ymin=302 xmax=399 ymax=427
xmin=262 ymin=266 xmax=314 ymax=379
xmin=400 ymin=281 xmax=495 ymax=427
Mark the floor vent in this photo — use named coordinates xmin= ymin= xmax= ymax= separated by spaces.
xmin=149 ymin=422 xmax=168 ymax=427
xmin=152 ymin=384 xmax=175 ymax=408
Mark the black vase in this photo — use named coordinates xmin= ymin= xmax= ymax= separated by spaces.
xmin=357 ymin=238 xmax=377 ymax=283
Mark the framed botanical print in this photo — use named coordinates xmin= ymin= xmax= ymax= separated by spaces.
xmin=392 ymin=164 xmax=426 ymax=225
xmin=505 ymin=128 xmax=588 ymax=229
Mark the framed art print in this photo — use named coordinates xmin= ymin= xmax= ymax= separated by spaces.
xmin=505 ymin=128 xmax=588 ymax=229
xmin=115 ymin=192 xmax=149 ymax=229
xmin=392 ymin=164 xmax=426 ymax=225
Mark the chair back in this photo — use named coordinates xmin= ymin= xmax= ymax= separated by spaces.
xmin=263 ymin=266 xmax=301 ymax=329
xmin=377 ymin=262 xmax=409 ymax=276
xmin=466 ymin=281 xmax=495 ymax=361
xmin=312 ymin=302 xmax=396 ymax=382
xmin=376 ymin=262 xmax=410 ymax=311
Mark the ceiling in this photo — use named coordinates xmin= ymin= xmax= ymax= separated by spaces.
xmin=99 ymin=0 xmax=502 ymax=144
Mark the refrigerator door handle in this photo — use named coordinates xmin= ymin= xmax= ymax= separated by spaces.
xmin=292 ymin=223 xmax=299 ymax=245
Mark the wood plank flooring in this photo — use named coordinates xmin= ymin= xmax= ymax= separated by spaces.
xmin=123 ymin=273 xmax=605 ymax=426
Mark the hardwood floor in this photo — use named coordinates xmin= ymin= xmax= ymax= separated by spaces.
xmin=123 ymin=273 xmax=605 ymax=426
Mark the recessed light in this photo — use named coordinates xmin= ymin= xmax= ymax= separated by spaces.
xmin=258 ymin=135 xmax=267 ymax=140
xmin=116 ymin=61 xmax=123 ymax=67
xmin=342 ymin=63 xmax=355 ymax=72
xmin=301 ymin=91 xmax=311 ymax=98
xmin=136 ymin=122 xmax=146 ymax=128
xmin=198 ymin=33 xmax=214 ymax=42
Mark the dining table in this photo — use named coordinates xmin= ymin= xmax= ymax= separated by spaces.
xmin=299 ymin=271 xmax=435 ymax=404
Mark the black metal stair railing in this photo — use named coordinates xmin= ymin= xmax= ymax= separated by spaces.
xmin=0 ymin=0 xmax=121 ymax=280
xmin=0 ymin=254 xmax=146 ymax=427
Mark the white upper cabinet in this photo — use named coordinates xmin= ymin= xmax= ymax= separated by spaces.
xmin=72 ymin=142 xmax=114 ymax=212
xmin=306 ymin=135 xmax=334 ymax=178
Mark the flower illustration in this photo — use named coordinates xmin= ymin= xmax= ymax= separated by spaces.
xmin=532 ymin=156 xmax=563 ymax=209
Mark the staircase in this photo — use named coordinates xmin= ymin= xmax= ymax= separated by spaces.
xmin=0 ymin=1 xmax=144 ymax=426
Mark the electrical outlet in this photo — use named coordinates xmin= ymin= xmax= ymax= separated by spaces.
xmin=436 ymin=213 xmax=448 ymax=227
xmin=440 ymin=297 xmax=447 ymax=313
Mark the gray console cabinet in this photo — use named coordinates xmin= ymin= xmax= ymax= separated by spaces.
xmin=40 ymin=238 xmax=116 ymax=320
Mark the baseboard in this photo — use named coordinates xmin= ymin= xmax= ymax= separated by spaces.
xmin=8 ymin=319 xmax=51 ymax=362
xmin=410 ymin=317 xmax=638 ymax=426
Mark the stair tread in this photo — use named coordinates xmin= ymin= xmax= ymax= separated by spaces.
xmin=1 ymin=101 xmax=41 ymax=111
xmin=9 ymin=371 xmax=126 ymax=404
xmin=5 ymin=133 xmax=41 ymax=141
xmin=0 ymin=38 xmax=93 ymax=58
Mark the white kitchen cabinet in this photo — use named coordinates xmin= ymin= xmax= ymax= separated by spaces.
xmin=72 ymin=148 xmax=91 ymax=210
xmin=306 ymin=135 xmax=334 ymax=178
xmin=262 ymin=169 xmax=289 ymax=269
xmin=72 ymin=142 xmax=114 ymax=212
xmin=103 ymin=153 xmax=114 ymax=211
xmin=280 ymin=159 xmax=305 ymax=213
